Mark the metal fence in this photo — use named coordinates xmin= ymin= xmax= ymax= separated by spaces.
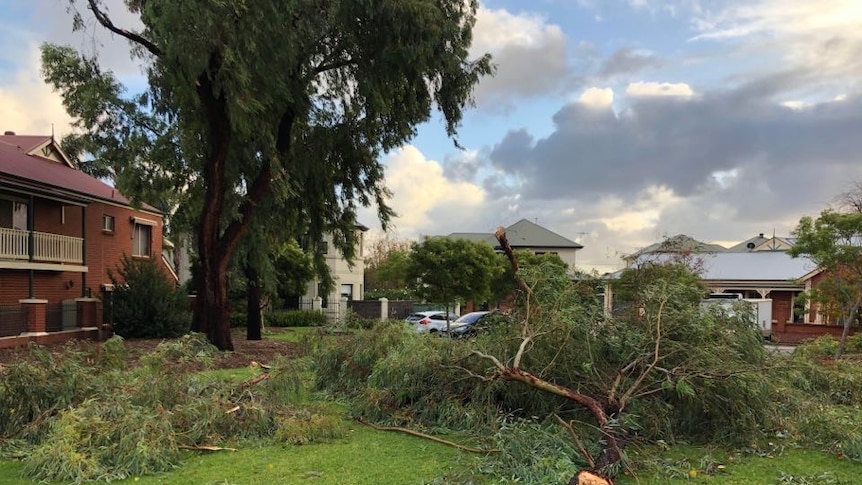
xmin=0 ymin=305 xmax=26 ymax=337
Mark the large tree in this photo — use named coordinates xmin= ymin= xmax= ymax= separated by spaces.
xmin=790 ymin=209 xmax=862 ymax=358
xmin=55 ymin=0 xmax=492 ymax=350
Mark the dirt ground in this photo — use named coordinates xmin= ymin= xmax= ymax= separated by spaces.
xmin=0 ymin=328 xmax=306 ymax=370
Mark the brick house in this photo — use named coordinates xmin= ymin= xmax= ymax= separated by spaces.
xmin=0 ymin=133 xmax=172 ymax=348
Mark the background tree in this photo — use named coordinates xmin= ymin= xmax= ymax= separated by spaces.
xmin=364 ymin=235 xmax=413 ymax=300
xmin=408 ymin=237 xmax=503 ymax=326
xmin=55 ymin=0 xmax=492 ymax=350
xmin=790 ymin=209 xmax=862 ymax=358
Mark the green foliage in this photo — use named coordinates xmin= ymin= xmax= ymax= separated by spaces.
xmin=266 ymin=310 xmax=326 ymax=328
xmin=0 ymin=336 xmax=312 ymax=483
xmin=408 ymin=237 xmax=504 ymax=308
xmin=475 ymin=417 xmax=584 ymax=484
xmin=22 ymin=398 xmax=181 ymax=484
xmin=273 ymin=408 xmax=348 ymax=445
xmin=790 ymin=209 xmax=862 ymax=356
xmin=341 ymin=309 xmax=376 ymax=330
xmin=364 ymin=288 xmax=415 ymax=301
xmin=110 ymin=256 xmax=190 ymax=338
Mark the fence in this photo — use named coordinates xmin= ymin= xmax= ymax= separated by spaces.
xmin=344 ymin=299 xmax=415 ymax=321
xmin=0 ymin=305 xmax=27 ymax=337
xmin=45 ymin=300 xmax=78 ymax=332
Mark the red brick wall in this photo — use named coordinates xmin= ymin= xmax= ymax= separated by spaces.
xmin=771 ymin=291 xmax=792 ymax=332
xmin=1 ymin=198 xmax=164 ymax=305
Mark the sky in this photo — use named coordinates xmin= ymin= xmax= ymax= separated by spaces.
xmin=1 ymin=0 xmax=861 ymax=273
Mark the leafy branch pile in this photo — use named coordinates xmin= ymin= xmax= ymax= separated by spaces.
xmin=0 ymin=335 xmax=342 ymax=483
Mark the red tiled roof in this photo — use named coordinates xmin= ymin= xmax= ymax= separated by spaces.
xmin=0 ymin=135 xmax=159 ymax=213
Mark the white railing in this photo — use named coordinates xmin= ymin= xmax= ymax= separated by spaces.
xmin=0 ymin=227 xmax=28 ymax=260
xmin=0 ymin=228 xmax=83 ymax=264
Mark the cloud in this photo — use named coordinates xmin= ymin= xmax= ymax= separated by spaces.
xmin=0 ymin=45 xmax=74 ymax=138
xmin=375 ymin=146 xmax=487 ymax=237
xmin=487 ymin=86 xmax=862 ymax=208
xmin=470 ymin=6 xmax=570 ymax=109
xmin=625 ymin=81 xmax=694 ymax=97
xmin=578 ymin=87 xmax=614 ymax=107
xmin=692 ymin=1 xmax=862 ymax=98
xmin=599 ymin=48 xmax=662 ymax=78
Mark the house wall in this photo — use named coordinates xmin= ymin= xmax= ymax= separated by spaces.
xmin=0 ymin=198 xmax=165 ymax=305
xmin=527 ymin=246 xmax=578 ymax=270
xmin=303 ymin=230 xmax=365 ymax=306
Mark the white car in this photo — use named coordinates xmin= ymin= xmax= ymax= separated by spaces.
xmin=405 ymin=311 xmax=459 ymax=334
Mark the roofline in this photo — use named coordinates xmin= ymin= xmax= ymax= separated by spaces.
xmin=29 ymin=137 xmax=76 ymax=168
xmin=0 ymin=173 xmax=163 ymax=216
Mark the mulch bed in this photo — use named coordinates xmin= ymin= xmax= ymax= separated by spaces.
xmin=0 ymin=328 xmax=306 ymax=370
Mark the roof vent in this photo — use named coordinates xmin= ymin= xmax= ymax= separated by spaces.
xmin=758 ymin=233 xmax=764 ymax=238
xmin=3 ymin=131 xmax=15 ymax=136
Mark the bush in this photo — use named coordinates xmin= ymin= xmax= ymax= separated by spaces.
xmin=342 ymin=309 xmax=375 ymax=330
xmin=109 ymin=256 xmax=190 ymax=338
xmin=266 ymin=309 xmax=326 ymax=327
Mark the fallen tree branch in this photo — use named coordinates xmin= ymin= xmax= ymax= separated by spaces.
xmin=357 ymin=418 xmax=493 ymax=454
xmin=555 ymin=414 xmax=595 ymax=469
xmin=240 ymin=373 xmax=270 ymax=388
xmin=178 ymin=445 xmax=237 ymax=452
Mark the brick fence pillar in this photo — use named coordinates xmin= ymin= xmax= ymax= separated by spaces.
xmin=379 ymin=297 xmax=389 ymax=321
xmin=75 ymin=298 xmax=99 ymax=328
xmin=19 ymin=299 xmax=48 ymax=334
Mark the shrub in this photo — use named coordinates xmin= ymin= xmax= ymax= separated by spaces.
xmin=266 ymin=309 xmax=326 ymax=327
xmin=229 ymin=312 xmax=247 ymax=327
xmin=109 ymin=256 xmax=190 ymax=338
xmin=342 ymin=309 xmax=375 ymax=330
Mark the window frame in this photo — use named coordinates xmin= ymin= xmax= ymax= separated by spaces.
xmin=132 ymin=222 xmax=152 ymax=258
xmin=102 ymin=215 xmax=115 ymax=233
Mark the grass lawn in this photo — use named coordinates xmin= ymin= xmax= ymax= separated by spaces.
xmin=0 ymin=425 xmax=475 ymax=485
xmin=618 ymin=446 xmax=861 ymax=484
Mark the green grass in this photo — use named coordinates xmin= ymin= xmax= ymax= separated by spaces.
xmin=618 ymin=445 xmax=862 ymax=484
xmin=0 ymin=425 xmax=473 ymax=485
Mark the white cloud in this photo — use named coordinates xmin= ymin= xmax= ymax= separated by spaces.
xmin=0 ymin=45 xmax=74 ymax=137
xmin=625 ymin=81 xmax=694 ymax=97
xmin=470 ymin=6 xmax=569 ymax=107
xmin=692 ymin=0 xmax=862 ymax=97
xmin=578 ymin=87 xmax=614 ymax=107
xmin=380 ymin=145 xmax=486 ymax=236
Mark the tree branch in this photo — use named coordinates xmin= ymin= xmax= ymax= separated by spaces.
xmin=86 ymin=0 xmax=162 ymax=57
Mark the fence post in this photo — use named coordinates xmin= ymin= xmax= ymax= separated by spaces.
xmin=454 ymin=302 xmax=461 ymax=316
xmin=312 ymin=296 xmax=322 ymax=312
xmin=340 ymin=297 xmax=348 ymax=322
xmin=379 ymin=297 xmax=389 ymax=321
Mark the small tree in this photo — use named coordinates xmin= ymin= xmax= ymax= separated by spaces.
xmin=790 ymin=209 xmax=862 ymax=358
xmin=408 ymin=237 xmax=503 ymax=327
xmin=109 ymin=256 xmax=190 ymax=338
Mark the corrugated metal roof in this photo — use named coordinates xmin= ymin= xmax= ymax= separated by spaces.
xmin=624 ymin=251 xmax=817 ymax=281
xmin=0 ymin=135 xmax=158 ymax=212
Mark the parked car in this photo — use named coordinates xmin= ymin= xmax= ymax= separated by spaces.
xmin=405 ymin=311 xmax=459 ymax=334
xmin=444 ymin=311 xmax=491 ymax=337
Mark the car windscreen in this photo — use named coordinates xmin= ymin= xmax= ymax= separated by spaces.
xmin=456 ymin=313 xmax=485 ymax=324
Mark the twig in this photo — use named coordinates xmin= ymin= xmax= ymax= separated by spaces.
xmin=357 ymin=418 xmax=494 ymax=454
xmin=554 ymin=414 xmax=595 ymax=469
xmin=240 ymin=373 xmax=270 ymax=388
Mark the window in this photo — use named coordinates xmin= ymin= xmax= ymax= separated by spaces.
xmin=320 ymin=240 xmax=329 ymax=255
xmin=133 ymin=223 xmax=151 ymax=257
xmin=340 ymin=284 xmax=353 ymax=300
xmin=102 ymin=215 xmax=115 ymax=233
xmin=0 ymin=198 xmax=28 ymax=230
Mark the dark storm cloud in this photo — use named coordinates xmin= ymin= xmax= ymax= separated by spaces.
xmin=488 ymin=87 xmax=862 ymax=201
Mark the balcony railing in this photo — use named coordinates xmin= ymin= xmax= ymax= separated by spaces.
xmin=0 ymin=227 xmax=83 ymax=264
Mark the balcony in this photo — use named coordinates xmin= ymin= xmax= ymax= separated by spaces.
xmin=0 ymin=227 xmax=83 ymax=265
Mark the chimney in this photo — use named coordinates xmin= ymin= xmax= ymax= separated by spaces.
xmin=759 ymin=233 xmax=764 ymax=238
xmin=3 ymin=131 xmax=15 ymax=136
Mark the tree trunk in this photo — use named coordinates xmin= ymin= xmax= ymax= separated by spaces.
xmin=246 ymin=264 xmax=262 ymax=341
xmin=835 ymin=298 xmax=861 ymax=359
xmin=193 ymin=241 xmax=234 ymax=350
